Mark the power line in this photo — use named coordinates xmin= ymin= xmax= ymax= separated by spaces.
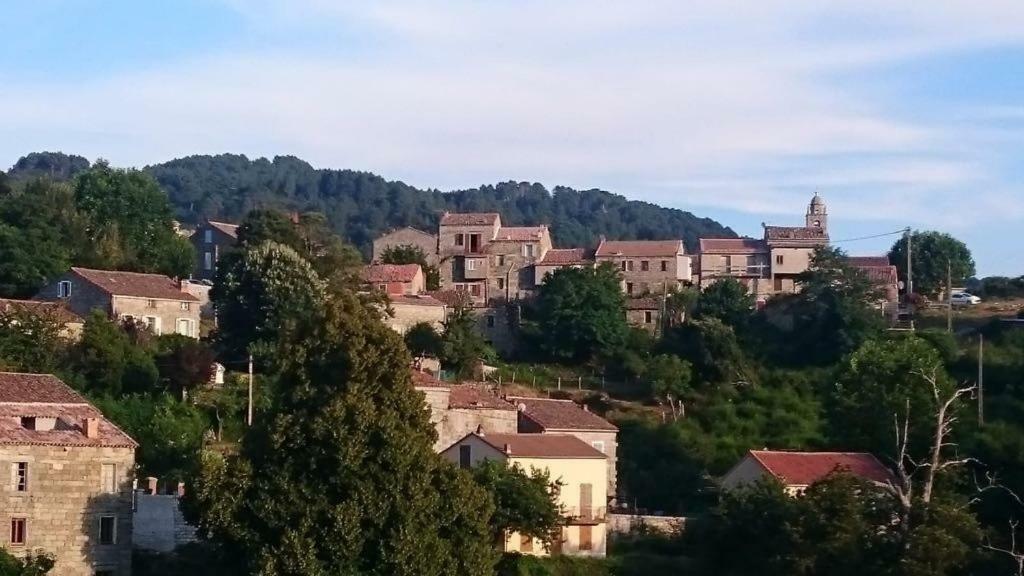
xmin=829 ymin=228 xmax=909 ymax=244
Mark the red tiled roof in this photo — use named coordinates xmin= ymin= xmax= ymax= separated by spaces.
xmin=749 ymin=450 xmax=892 ymax=486
xmin=440 ymin=212 xmax=500 ymax=226
xmin=449 ymin=385 xmax=515 ymax=410
xmin=538 ymin=248 xmax=592 ymax=266
xmin=699 ymin=238 xmax=767 ymax=254
xmin=71 ymin=268 xmax=199 ymax=301
xmin=763 ymin=226 xmax=828 ymax=241
xmin=494 ymin=226 xmax=548 ymax=242
xmin=389 ymin=294 xmax=445 ymax=307
xmin=0 ymin=299 xmax=83 ymax=324
xmin=208 ymin=220 xmax=239 ymax=238
xmin=625 ymin=298 xmax=661 ymax=311
xmin=508 ymin=396 xmax=618 ymax=431
xmin=595 ymin=239 xmax=683 ymax=258
xmin=0 ymin=373 xmax=137 ymax=448
xmin=362 ymin=263 xmax=422 ymax=283
xmin=477 ymin=433 xmax=607 ymax=459
xmin=411 ymin=370 xmax=448 ymax=388
xmin=846 ymin=256 xmax=892 ymax=268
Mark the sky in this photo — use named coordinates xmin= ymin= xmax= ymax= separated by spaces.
xmin=1 ymin=1 xmax=1022 ymax=275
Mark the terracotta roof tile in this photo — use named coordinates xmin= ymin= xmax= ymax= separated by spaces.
xmin=749 ymin=450 xmax=892 ymax=486
xmin=477 ymin=433 xmax=607 ymax=459
xmin=70 ymin=268 xmax=199 ymax=301
xmin=538 ymin=248 xmax=592 ymax=266
xmin=411 ymin=370 xmax=448 ymax=388
xmin=846 ymin=257 xmax=898 ymax=286
xmin=508 ymin=396 xmax=618 ymax=431
xmin=207 ymin=220 xmax=239 ymax=238
xmin=846 ymin=256 xmax=892 ymax=268
xmin=763 ymin=226 xmax=828 ymax=241
xmin=0 ymin=373 xmax=137 ymax=448
xmin=494 ymin=226 xmax=548 ymax=242
xmin=0 ymin=299 xmax=83 ymax=324
xmin=362 ymin=263 xmax=422 ymax=283
xmin=595 ymin=240 xmax=684 ymax=258
xmin=449 ymin=385 xmax=515 ymax=410
xmin=699 ymin=238 xmax=767 ymax=254
xmin=440 ymin=212 xmax=500 ymax=226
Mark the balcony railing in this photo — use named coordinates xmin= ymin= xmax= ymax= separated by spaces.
xmin=562 ymin=506 xmax=607 ymax=524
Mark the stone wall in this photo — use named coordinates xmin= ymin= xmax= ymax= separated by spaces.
xmin=133 ymin=494 xmax=197 ymax=553
xmin=0 ymin=445 xmax=135 ymax=576
xmin=387 ymin=301 xmax=446 ymax=333
xmin=606 ymin=513 xmax=685 ymax=536
xmin=110 ymin=296 xmax=201 ymax=339
xmin=438 ymin=407 xmax=518 ymax=452
xmin=372 ymin=228 xmax=438 ymax=265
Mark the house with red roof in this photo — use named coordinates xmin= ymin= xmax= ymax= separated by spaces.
xmin=0 ymin=372 xmax=136 ymax=574
xmin=36 ymin=267 xmax=201 ymax=338
xmin=441 ymin=430 xmax=609 ymax=557
xmin=361 ymin=263 xmax=426 ymax=296
xmin=721 ymin=449 xmax=893 ymax=495
xmin=594 ymin=238 xmax=691 ymax=296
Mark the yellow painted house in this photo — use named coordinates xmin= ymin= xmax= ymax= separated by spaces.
xmin=441 ymin=431 xmax=608 ymax=557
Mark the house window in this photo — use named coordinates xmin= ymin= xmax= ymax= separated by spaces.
xmin=626 ymin=282 xmax=634 ymax=295
xmin=520 ymin=533 xmax=534 ymax=553
xmin=10 ymin=518 xmax=25 ymax=545
xmin=176 ymin=319 xmax=193 ymax=337
xmin=579 ymin=525 xmax=593 ymax=550
xmin=459 ymin=445 xmax=472 ymax=469
xmin=774 ymin=277 xmax=783 ymax=291
xmin=99 ymin=516 xmax=116 ymax=545
xmin=14 ymin=462 xmax=27 ymax=492
xmin=144 ymin=316 xmax=161 ymax=335
xmin=644 ymin=311 xmax=653 ymax=324
xmin=620 ymin=261 xmax=627 ymax=271
xmin=776 ymin=254 xmax=784 ymax=265
xmin=486 ymin=316 xmax=495 ymax=328
xmin=496 ymin=278 xmax=505 ymax=290
xmin=660 ymin=260 xmax=668 ymax=272
xmin=626 ymin=260 xmax=634 ymax=272
xmin=204 ymin=229 xmax=213 ymax=244
xmin=470 ymin=284 xmax=481 ymax=297
xmin=20 ymin=417 xmax=35 ymax=430
xmin=58 ymin=280 xmax=72 ymax=298
xmin=641 ymin=260 xmax=649 ymax=271
xmin=101 ymin=464 xmax=116 ymax=494
xmin=204 ymin=251 xmax=213 ymax=270
xmin=466 ymin=259 xmax=477 ymax=271
xmin=523 ymin=244 xmax=535 ymax=258
xmin=455 ymin=233 xmax=464 ymax=246
xmin=147 ymin=299 xmax=157 ymax=309
xmin=591 ymin=441 xmax=605 ymax=453
xmin=180 ymin=301 xmax=190 ymax=311
xmin=497 ymin=255 xmax=505 ymax=267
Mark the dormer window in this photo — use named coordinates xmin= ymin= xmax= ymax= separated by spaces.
xmin=57 ymin=280 xmax=72 ymax=298
xmin=20 ymin=417 xmax=36 ymax=430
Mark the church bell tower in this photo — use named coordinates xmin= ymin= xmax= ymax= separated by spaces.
xmin=806 ymin=192 xmax=827 ymax=232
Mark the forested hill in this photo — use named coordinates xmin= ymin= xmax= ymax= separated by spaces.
xmin=8 ymin=152 xmax=735 ymax=253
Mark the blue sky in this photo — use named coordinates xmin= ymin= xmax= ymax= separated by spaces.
xmin=1 ymin=1 xmax=1022 ymax=275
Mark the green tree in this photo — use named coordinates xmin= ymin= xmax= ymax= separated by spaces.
xmin=889 ymin=231 xmax=975 ymax=298
xmin=186 ymin=291 xmax=496 ymax=575
xmin=696 ymin=278 xmax=754 ymax=328
xmin=533 ymin=263 xmax=628 ymax=364
xmin=71 ymin=311 xmax=159 ymax=397
xmin=616 ymin=419 xmax=709 ymax=514
xmin=471 ymin=460 xmax=562 ymax=548
xmin=73 ymin=162 xmax=193 ymax=277
xmin=193 ymin=376 xmax=248 ymax=442
xmin=828 ymin=336 xmax=952 ymax=459
xmin=0 ymin=548 xmax=55 ymax=575
xmin=381 ymin=244 xmax=441 ymax=291
xmin=0 ymin=302 xmax=68 ymax=372
xmin=155 ymin=335 xmax=216 ymax=400
xmin=441 ymin=304 xmax=493 ymax=378
xmin=404 ymin=321 xmax=443 ymax=358
xmin=660 ymin=317 xmax=752 ymax=385
xmin=211 ymin=242 xmax=325 ymax=363
xmin=644 ymin=354 xmax=693 ymax=418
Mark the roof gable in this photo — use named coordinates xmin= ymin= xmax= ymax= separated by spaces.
xmin=70 ymin=268 xmax=199 ymax=301
xmin=508 ymin=396 xmax=618 ymax=431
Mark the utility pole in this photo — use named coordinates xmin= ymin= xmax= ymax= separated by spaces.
xmin=946 ymin=259 xmax=953 ymax=333
xmin=905 ymin=228 xmax=913 ymax=300
xmin=978 ymin=335 xmax=985 ymax=427
xmin=247 ymin=353 xmax=254 ymax=426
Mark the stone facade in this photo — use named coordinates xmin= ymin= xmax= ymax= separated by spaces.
xmin=413 ymin=376 xmax=518 ymax=451
xmin=385 ymin=295 xmax=447 ymax=334
xmin=133 ymin=493 xmax=197 ymax=553
xmin=594 ymin=240 xmax=692 ymax=297
xmin=1 ymin=445 xmax=135 ymax=575
xmin=191 ymin=221 xmax=239 ymax=281
xmin=372 ymin=227 xmax=438 ymax=265
xmin=625 ymin=298 xmax=662 ymax=334
xmin=37 ymin=269 xmax=201 ymax=339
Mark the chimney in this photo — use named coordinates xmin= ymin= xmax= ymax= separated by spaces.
xmin=582 ymin=404 xmax=590 ymax=412
xmin=503 ymin=443 xmax=512 ymax=456
xmin=83 ymin=417 xmax=99 ymax=439
xmin=290 ymin=211 xmax=300 ymax=225
xmin=475 ymin=425 xmax=485 ymax=437
xmin=146 ymin=476 xmax=158 ymax=495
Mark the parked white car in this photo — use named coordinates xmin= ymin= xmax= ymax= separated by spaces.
xmin=950 ymin=292 xmax=981 ymax=306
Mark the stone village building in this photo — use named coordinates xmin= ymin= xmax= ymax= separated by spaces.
xmin=190 ymin=220 xmax=239 ymax=282
xmin=0 ymin=373 xmax=137 ymax=576
xmin=593 ymin=239 xmax=692 ymax=297
xmin=36 ymin=268 xmax=201 ymax=339
xmin=372 ymin=226 xmax=439 ymax=266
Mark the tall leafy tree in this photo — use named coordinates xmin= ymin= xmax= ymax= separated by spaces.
xmin=440 ymin=304 xmax=493 ymax=378
xmin=696 ymin=277 xmax=754 ymax=328
xmin=71 ymin=311 xmax=159 ymax=397
xmin=186 ymin=291 xmax=496 ymax=575
xmin=0 ymin=548 xmax=55 ymax=575
xmin=404 ymin=321 xmax=443 ymax=359
xmin=532 ymin=263 xmax=629 ymax=364
xmin=470 ymin=460 xmax=562 ymax=548
xmin=0 ymin=302 xmax=69 ymax=373
xmin=889 ymin=231 xmax=975 ymax=298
